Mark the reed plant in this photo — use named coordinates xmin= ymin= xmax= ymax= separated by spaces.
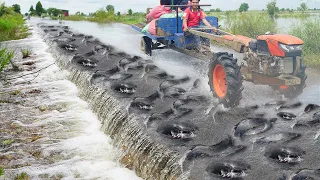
xmin=278 ymin=12 xmax=312 ymax=18
xmin=63 ymin=15 xmax=86 ymax=21
xmin=0 ymin=46 xmax=14 ymax=73
xmin=223 ymin=11 xmax=277 ymax=38
xmin=290 ymin=17 xmax=320 ymax=69
xmin=21 ymin=48 xmax=32 ymax=58
xmin=0 ymin=168 xmax=3 ymax=176
xmin=0 ymin=14 xmax=29 ymax=42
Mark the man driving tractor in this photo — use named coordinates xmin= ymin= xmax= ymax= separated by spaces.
xmin=182 ymin=0 xmax=217 ymax=51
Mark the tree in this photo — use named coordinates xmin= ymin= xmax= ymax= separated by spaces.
xmin=35 ymin=1 xmax=45 ymax=16
xmin=266 ymin=0 xmax=279 ymax=17
xmin=106 ymin=5 xmax=114 ymax=13
xmin=12 ymin=4 xmax=21 ymax=14
xmin=117 ymin=11 xmax=120 ymax=16
xmin=239 ymin=3 xmax=249 ymax=12
xmin=128 ymin=9 xmax=132 ymax=15
xmin=215 ymin=8 xmax=222 ymax=12
xmin=47 ymin=8 xmax=62 ymax=17
xmin=29 ymin=5 xmax=35 ymax=15
xmin=0 ymin=3 xmax=15 ymax=16
xmin=300 ymin=2 xmax=308 ymax=12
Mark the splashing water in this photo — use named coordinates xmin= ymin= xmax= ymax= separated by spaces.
xmin=1 ymin=25 xmax=141 ymax=180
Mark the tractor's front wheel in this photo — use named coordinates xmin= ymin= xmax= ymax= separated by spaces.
xmin=141 ymin=36 xmax=152 ymax=56
xmin=208 ymin=52 xmax=244 ymax=108
xmin=272 ymin=65 xmax=307 ymax=99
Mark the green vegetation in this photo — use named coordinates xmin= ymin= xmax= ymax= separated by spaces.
xmin=223 ymin=12 xmax=277 ymax=38
xmin=0 ymin=3 xmax=27 ymax=73
xmin=46 ymin=8 xmax=62 ymax=17
xmin=290 ymin=17 xmax=320 ymax=69
xmin=0 ymin=168 xmax=4 ymax=176
xmin=2 ymin=139 xmax=14 ymax=145
xmin=298 ymin=2 xmax=308 ymax=12
xmin=0 ymin=3 xmax=29 ymax=42
xmin=14 ymin=172 xmax=29 ymax=180
xmin=35 ymin=1 xmax=45 ymax=16
xmin=21 ymin=49 xmax=32 ymax=58
xmin=63 ymin=8 xmax=145 ymax=24
xmin=277 ymin=12 xmax=311 ymax=18
xmin=266 ymin=0 xmax=279 ymax=17
xmin=12 ymin=4 xmax=21 ymax=14
xmin=239 ymin=3 xmax=249 ymax=13
xmin=0 ymin=47 xmax=14 ymax=73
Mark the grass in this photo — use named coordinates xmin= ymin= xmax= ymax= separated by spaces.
xmin=2 ymin=139 xmax=14 ymax=145
xmin=0 ymin=14 xmax=29 ymax=42
xmin=0 ymin=4 xmax=29 ymax=73
xmin=222 ymin=11 xmax=277 ymax=38
xmin=21 ymin=49 xmax=32 ymax=58
xmin=63 ymin=15 xmax=86 ymax=21
xmin=63 ymin=14 xmax=146 ymax=24
xmin=0 ymin=46 xmax=14 ymax=73
xmin=277 ymin=11 xmax=313 ymax=18
xmin=0 ymin=168 xmax=4 ymax=176
xmin=14 ymin=172 xmax=29 ymax=180
xmin=289 ymin=17 xmax=320 ymax=69
xmin=118 ymin=14 xmax=146 ymax=25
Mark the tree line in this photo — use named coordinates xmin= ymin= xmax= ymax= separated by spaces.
xmin=10 ymin=0 xmax=316 ymax=18
xmin=209 ymin=1 xmax=311 ymax=16
xmin=27 ymin=1 xmax=63 ymax=17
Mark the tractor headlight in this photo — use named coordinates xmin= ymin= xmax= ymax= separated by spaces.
xmin=279 ymin=43 xmax=302 ymax=52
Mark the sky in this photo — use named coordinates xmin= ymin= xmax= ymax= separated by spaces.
xmin=3 ymin=0 xmax=320 ymax=15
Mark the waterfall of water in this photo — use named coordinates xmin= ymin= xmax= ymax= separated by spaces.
xmin=38 ymin=26 xmax=184 ymax=180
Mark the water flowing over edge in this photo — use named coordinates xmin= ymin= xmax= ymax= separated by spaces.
xmin=38 ymin=26 xmax=185 ymax=180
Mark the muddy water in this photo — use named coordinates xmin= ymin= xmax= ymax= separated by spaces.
xmin=2 ymin=18 xmax=320 ymax=180
xmin=0 ymin=27 xmax=141 ymax=179
xmin=29 ymin=18 xmax=320 ymax=108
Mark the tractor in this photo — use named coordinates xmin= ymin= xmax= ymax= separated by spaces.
xmin=132 ymin=4 xmax=307 ymax=108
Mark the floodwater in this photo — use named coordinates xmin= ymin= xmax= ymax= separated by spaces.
xmin=1 ymin=17 xmax=319 ymax=179
xmin=29 ymin=17 xmax=320 ymax=107
xmin=0 ymin=23 xmax=142 ymax=180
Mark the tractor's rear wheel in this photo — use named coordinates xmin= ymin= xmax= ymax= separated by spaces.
xmin=272 ymin=65 xmax=307 ymax=99
xmin=141 ymin=36 xmax=152 ymax=56
xmin=208 ymin=52 xmax=244 ymax=108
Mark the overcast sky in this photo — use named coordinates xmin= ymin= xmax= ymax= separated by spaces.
xmin=3 ymin=0 xmax=320 ymax=14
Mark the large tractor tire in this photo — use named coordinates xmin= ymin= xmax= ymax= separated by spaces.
xmin=208 ymin=52 xmax=244 ymax=108
xmin=272 ymin=65 xmax=307 ymax=99
xmin=141 ymin=36 xmax=152 ymax=56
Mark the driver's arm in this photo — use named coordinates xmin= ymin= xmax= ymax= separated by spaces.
xmin=183 ymin=18 xmax=188 ymax=31
xmin=202 ymin=18 xmax=212 ymax=28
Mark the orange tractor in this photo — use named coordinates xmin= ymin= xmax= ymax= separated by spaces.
xmin=206 ymin=32 xmax=306 ymax=108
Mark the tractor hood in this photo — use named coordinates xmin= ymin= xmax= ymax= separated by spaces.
xmin=257 ymin=34 xmax=304 ymax=45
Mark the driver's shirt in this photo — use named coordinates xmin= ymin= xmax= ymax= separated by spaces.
xmin=182 ymin=8 xmax=206 ymax=28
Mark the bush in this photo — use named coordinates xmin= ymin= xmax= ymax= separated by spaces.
xmin=14 ymin=172 xmax=29 ymax=180
xmin=0 ymin=3 xmax=29 ymax=42
xmin=0 ymin=46 xmax=14 ymax=73
xmin=223 ymin=12 xmax=277 ymax=38
xmin=63 ymin=15 xmax=86 ymax=21
xmin=21 ymin=48 xmax=32 ymax=58
xmin=290 ymin=17 xmax=320 ymax=69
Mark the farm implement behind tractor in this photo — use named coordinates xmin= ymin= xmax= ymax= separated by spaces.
xmin=132 ymin=4 xmax=307 ymax=108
